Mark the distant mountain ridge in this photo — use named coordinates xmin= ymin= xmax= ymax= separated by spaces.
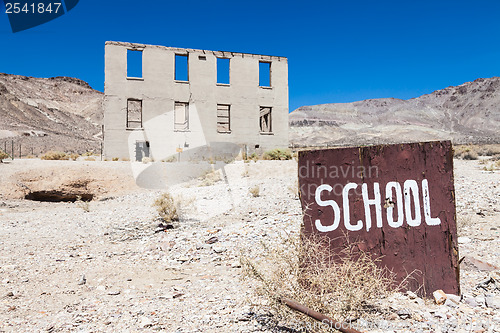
xmin=289 ymin=77 xmax=500 ymax=147
xmin=0 ymin=73 xmax=103 ymax=154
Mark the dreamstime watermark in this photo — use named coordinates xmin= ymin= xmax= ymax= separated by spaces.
xmin=298 ymin=162 xmax=380 ymax=200
xmin=271 ymin=316 xmax=497 ymax=332
xmin=2 ymin=0 xmax=80 ymax=33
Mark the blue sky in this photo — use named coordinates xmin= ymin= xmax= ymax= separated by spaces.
xmin=1 ymin=0 xmax=500 ymax=111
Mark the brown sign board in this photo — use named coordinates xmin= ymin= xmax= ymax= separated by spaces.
xmin=298 ymin=141 xmax=459 ymax=297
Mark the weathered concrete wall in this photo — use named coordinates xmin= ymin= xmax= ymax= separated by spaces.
xmin=104 ymin=41 xmax=289 ymax=160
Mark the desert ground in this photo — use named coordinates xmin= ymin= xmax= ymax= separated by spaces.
xmin=0 ymin=156 xmax=499 ymax=332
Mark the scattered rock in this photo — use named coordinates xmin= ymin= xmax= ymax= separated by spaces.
xmin=107 ymin=290 xmax=120 ymax=296
xmin=213 ymin=246 xmax=227 ymax=254
xmin=139 ymin=316 xmax=153 ymax=328
xmin=485 ymin=296 xmax=500 ymax=310
xmin=458 ymin=236 xmax=472 ymax=244
xmin=396 ymin=308 xmax=411 ymax=319
xmin=77 ymin=274 xmax=86 ymax=285
xmin=406 ymin=290 xmax=418 ymax=299
xmin=433 ymin=290 xmax=447 ymax=305
xmin=445 ymin=293 xmax=461 ymax=304
xmin=205 ymin=236 xmax=218 ymax=244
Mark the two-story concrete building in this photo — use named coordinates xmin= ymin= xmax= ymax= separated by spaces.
xmin=103 ymin=41 xmax=289 ymax=161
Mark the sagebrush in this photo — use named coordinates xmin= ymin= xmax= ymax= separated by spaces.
xmin=262 ymin=148 xmax=292 ymax=160
xmin=40 ymin=151 xmax=69 ymax=160
xmin=0 ymin=150 xmax=9 ymax=162
xmin=153 ymin=192 xmax=179 ymax=222
xmin=241 ymin=233 xmax=397 ymax=330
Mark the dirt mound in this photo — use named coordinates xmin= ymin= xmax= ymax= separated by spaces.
xmin=0 ymin=160 xmax=141 ymax=201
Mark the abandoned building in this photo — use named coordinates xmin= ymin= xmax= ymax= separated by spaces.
xmin=103 ymin=41 xmax=289 ymax=161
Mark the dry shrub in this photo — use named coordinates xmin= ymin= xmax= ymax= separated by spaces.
xmin=0 ymin=150 xmax=9 ymax=162
xmin=241 ymin=233 xmax=397 ymax=329
xmin=112 ymin=157 xmax=119 ymax=161
xmin=84 ymin=157 xmax=96 ymax=161
xmin=455 ymin=144 xmax=500 ymax=160
xmin=70 ymin=153 xmax=80 ymax=161
xmin=262 ymin=148 xmax=292 ymax=160
xmin=162 ymin=156 xmax=177 ymax=163
xmin=248 ymin=152 xmax=259 ymax=161
xmin=40 ymin=151 xmax=69 ymax=160
xmin=477 ymin=144 xmax=500 ymax=157
xmin=153 ymin=192 xmax=179 ymax=222
xmin=199 ymin=169 xmax=222 ymax=186
xmin=457 ymin=214 xmax=474 ymax=236
xmin=249 ymin=185 xmax=260 ymax=197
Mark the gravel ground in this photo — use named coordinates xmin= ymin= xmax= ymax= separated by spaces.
xmin=0 ymin=158 xmax=498 ymax=332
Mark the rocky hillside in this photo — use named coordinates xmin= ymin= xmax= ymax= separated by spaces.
xmin=0 ymin=73 xmax=103 ymax=155
xmin=290 ymin=77 xmax=500 ymax=147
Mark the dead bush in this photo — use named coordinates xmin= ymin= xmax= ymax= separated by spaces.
xmin=40 ymin=151 xmax=69 ymax=160
xmin=455 ymin=144 xmax=500 ymax=160
xmin=457 ymin=214 xmax=474 ymax=236
xmin=153 ymin=192 xmax=179 ymax=222
xmin=241 ymin=233 xmax=397 ymax=329
xmin=262 ymin=148 xmax=292 ymax=160
xmin=0 ymin=150 xmax=9 ymax=162
xmin=70 ymin=153 xmax=80 ymax=161
xmin=249 ymin=185 xmax=260 ymax=197
xmin=198 ymin=169 xmax=222 ymax=186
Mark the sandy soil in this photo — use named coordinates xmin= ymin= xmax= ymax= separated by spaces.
xmin=0 ymin=158 xmax=498 ymax=332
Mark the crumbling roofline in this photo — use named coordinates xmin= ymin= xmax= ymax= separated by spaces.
xmin=105 ymin=41 xmax=287 ymax=62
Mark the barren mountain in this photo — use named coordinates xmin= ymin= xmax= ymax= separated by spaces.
xmin=290 ymin=77 xmax=500 ymax=147
xmin=0 ymin=73 xmax=103 ymax=155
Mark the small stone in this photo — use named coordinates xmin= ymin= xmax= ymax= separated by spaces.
xmin=433 ymin=289 xmax=447 ymax=305
xmin=397 ymin=309 xmax=411 ymax=319
xmin=434 ymin=311 xmax=447 ymax=319
xmin=108 ymin=290 xmax=120 ymax=295
xmin=464 ymin=296 xmax=478 ymax=307
xmin=205 ymin=236 xmax=218 ymax=244
xmin=406 ymin=290 xmax=418 ymax=299
xmin=231 ymin=261 xmax=242 ymax=268
xmin=458 ymin=236 xmax=471 ymax=244
xmin=5 ymin=291 xmax=14 ymax=297
xmin=445 ymin=298 xmax=458 ymax=308
xmin=213 ymin=246 xmax=227 ymax=254
xmin=177 ymin=257 xmax=190 ymax=263
xmin=485 ymin=296 xmax=500 ymax=310
xmin=387 ymin=313 xmax=398 ymax=321
xmin=414 ymin=298 xmax=425 ymax=306
xmin=77 ymin=274 xmax=86 ymax=285
xmin=139 ymin=316 xmax=153 ymax=328
xmin=445 ymin=293 xmax=461 ymax=304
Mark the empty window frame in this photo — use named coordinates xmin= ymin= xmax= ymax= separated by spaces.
xmin=127 ymin=49 xmax=143 ymax=78
xmin=174 ymin=102 xmax=189 ymax=130
xmin=217 ymin=104 xmax=230 ymax=133
xmin=259 ymin=106 xmax=272 ymax=133
xmin=175 ymin=54 xmax=189 ymax=81
xmin=217 ymin=58 xmax=230 ymax=84
xmin=259 ymin=61 xmax=271 ymax=87
xmin=127 ymin=99 xmax=142 ymax=129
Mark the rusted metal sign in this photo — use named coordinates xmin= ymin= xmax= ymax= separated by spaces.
xmin=298 ymin=141 xmax=459 ymax=297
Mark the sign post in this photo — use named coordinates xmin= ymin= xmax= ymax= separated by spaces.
xmin=298 ymin=141 xmax=460 ymax=297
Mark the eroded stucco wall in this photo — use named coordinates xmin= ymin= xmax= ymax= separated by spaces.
xmin=104 ymin=41 xmax=289 ymax=160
